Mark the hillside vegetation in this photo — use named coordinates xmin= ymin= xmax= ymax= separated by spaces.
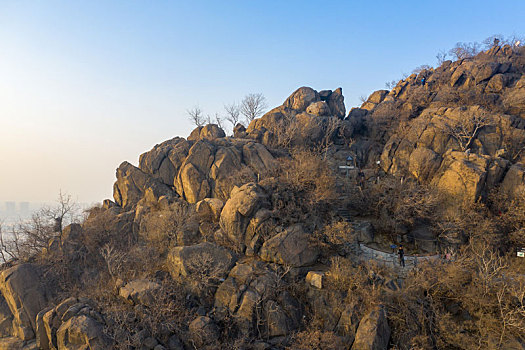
xmin=0 ymin=43 xmax=524 ymax=350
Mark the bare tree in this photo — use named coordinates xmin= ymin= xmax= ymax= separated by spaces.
xmin=385 ymin=80 xmax=397 ymax=90
xmin=441 ymin=112 xmax=493 ymax=152
xmin=0 ymin=221 xmax=21 ymax=263
xmin=41 ymin=190 xmax=79 ymax=235
xmin=213 ymin=113 xmax=224 ymax=130
xmin=224 ymin=102 xmax=242 ymax=128
xmin=412 ymin=64 xmax=432 ymax=74
xmin=187 ymin=106 xmax=204 ymax=127
xmin=449 ymin=42 xmax=481 ymax=60
xmin=240 ymin=93 xmax=267 ymax=124
xmin=436 ymin=49 xmax=448 ymax=65
xmin=482 ymin=34 xmax=504 ymax=49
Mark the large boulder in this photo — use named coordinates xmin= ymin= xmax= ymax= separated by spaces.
xmin=113 ymin=161 xmax=173 ymax=209
xmin=219 ymin=183 xmax=268 ymax=250
xmin=41 ymin=298 xmax=111 ymax=350
xmin=433 ymin=151 xmax=489 ymax=202
xmin=188 ymin=316 xmax=219 ymax=348
xmin=351 ymin=307 xmax=390 ymax=350
xmin=327 ymin=87 xmax=346 ymax=119
xmin=259 ymin=225 xmax=319 ymax=267
xmin=242 ymin=142 xmax=277 ymax=175
xmin=408 ymin=147 xmax=443 ymax=182
xmin=119 ymin=279 xmax=161 ymax=305
xmin=167 ymin=242 xmax=236 ymax=280
xmin=139 ymin=137 xmax=190 ymax=186
xmin=214 ymin=261 xmax=301 ymax=337
xmin=56 ymin=315 xmax=113 ymax=350
xmin=175 ymin=140 xmax=215 ymax=203
xmin=500 ymin=163 xmax=525 ymax=198
xmin=209 ymin=146 xmax=243 ymax=200
xmin=283 ymin=87 xmax=320 ymax=112
xmin=0 ymin=293 xmax=14 ymax=338
xmin=196 ymin=198 xmax=224 ymax=222
xmin=306 ymin=101 xmax=331 ymax=116
xmin=0 ymin=264 xmax=49 ymax=341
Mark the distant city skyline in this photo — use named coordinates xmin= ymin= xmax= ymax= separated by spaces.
xmin=1 ymin=1 xmax=524 ymax=204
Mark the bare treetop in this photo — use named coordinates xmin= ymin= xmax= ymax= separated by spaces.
xmin=187 ymin=106 xmax=204 ymax=127
xmin=224 ymin=102 xmax=242 ymax=129
xmin=240 ymin=93 xmax=267 ymax=125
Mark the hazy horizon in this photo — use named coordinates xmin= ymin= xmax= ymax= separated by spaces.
xmin=1 ymin=0 xmax=524 ymax=204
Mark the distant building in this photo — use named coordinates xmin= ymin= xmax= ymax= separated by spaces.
xmin=5 ymin=202 xmax=15 ymax=214
xmin=19 ymin=202 xmax=29 ymax=214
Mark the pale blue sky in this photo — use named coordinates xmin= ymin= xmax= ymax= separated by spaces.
xmin=0 ymin=0 xmax=524 ymax=203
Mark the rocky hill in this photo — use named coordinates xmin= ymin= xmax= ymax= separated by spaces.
xmin=0 ymin=44 xmax=524 ymax=349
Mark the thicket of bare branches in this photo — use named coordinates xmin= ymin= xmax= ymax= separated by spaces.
xmin=187 ymin=106 xmax=204 ymax=127
xmin=0 ymin=191 xmax=81 ymax=263
xmin=440 ymin=111 xmax=494 ymax=152
xmin=240 ymin=93 xmax=267 ymax=124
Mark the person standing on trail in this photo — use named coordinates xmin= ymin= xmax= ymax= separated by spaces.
xmin=398 ymin=245 xmax=405 ymax=267
xmin=358 ymin=169 xmax=365 ymax=188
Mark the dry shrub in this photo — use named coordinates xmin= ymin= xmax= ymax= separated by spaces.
xmin=263 ymin=149 xmax=337 ymax=228
xmin=102 ymin=279 xmax=192 ymax=349
xmin=139 ymin=200 xmax=199 ymax=251
xmin=315 ymin=221 xmax=356 ymax=258
xmin=325 ymin=257 xmax=381 ymax=309
xmin=364 ymin=177 xmax=441 ymax=235
xmin=278 ymin=149 xmax=338 ymax=203
xmin=287 ymin=329 xmax=346 ymax=350
xmin=386 ymin=242 xmax=525 ymax=349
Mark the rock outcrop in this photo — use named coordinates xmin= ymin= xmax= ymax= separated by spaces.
xmin=351 ymin=307 xmax=390 ymax=350
xmin=167 ymin=242 xmax=237 ymax=280
xmin=0 ymin=264 xmax=49 ymax=341
xmin=219 ymin=183 xmax=269 ymax=251
xmin=131 ymin=136 xmax=277 ymax=204
xmin=214 ymin=261 xmax=302 ymax=337
xmin=259 ymin=225 xmax=319 ymax=267
xmin=245 ymin=87 xmax=349 ymax=147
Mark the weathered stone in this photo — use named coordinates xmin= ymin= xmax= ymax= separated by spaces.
xmin=259 ymin=225 xmax=319 ymax=267
xmin=56 ymin=315 xmax=113 ymax=350
xmin=434 ymin=151 xmax=489 ymax=202
xmin=306 ymin=271 xmax=324 ymax=289
xmin=200 ymin=124 xmax=226 ymax=140
xmin=214 ymin=261 xmax=301 ymax=337
xmin=352 ymin=307 xmax=390 ymax=350
xmin=0 ymin=293 xmax=13 ymax=339
xmin=367 ymin=90 xmax=389 ymax=104
xmin=176 ymin=140 xmax=215 ymax=203
xmin=501 ymin=163 xmax=525 ymax=198
xmin=220 ymin=183 xmax=268 ymax=249
xmin=61 ymin=224 xmax=82 ymax=244
xmin=143 ymin=336 xmax=158 ymax=349
xmin=486 ymin=74 xmax=508 ymax=92
xmin=119 ymin=279 xmax=161 ymax=305
xmin=36 ymin=306 xmax=53 ymax=350
xmin=354 ymin=221 xmax=374 ymax=244
xmin=327 ymin=87 xmax=346 ymax=119
xmin=283 ymin=87 xmax=320 ymax=112
xmin=113 ymin=161 xmax=173 ymax=209
xmin=242 ymin=142 xmax=277 ymax=175
xmin=0 ymin=264 xmax=49 ymax=341
xmin=167 ymin=242 xmax=236 ymax=279
xmin=408 ymin=147 xmax=442 ymax=182
xmin=306 ymin=101 xmax=331 ymax=116
xmin=233 ymin=123 xmax=247 ymax=138
xmin=188 ymin=316 xmax=219 ymax=348
xmin=336 ymin=303 xmax=360 ymax=345
xmin=196 ymin=198 xmax=224 ymax=222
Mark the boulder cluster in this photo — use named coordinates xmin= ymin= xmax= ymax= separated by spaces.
xmin=2 ymin=44 xmax=525 ymax=349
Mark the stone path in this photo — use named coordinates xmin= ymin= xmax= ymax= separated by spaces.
xmin=355 ymin=243 xmax=440 ymax=277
